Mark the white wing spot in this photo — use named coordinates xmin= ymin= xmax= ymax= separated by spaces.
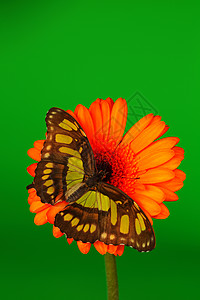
xmin=110 ymin=234 xmax=115 ymax=240
xmin=120 ymin=237 xmax=126 ymax=242
xmin=101 ymin=232 xmax=107 ymax=239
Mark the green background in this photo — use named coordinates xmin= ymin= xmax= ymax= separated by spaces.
xmin=0 ymin=1 xmax=199 ymax=299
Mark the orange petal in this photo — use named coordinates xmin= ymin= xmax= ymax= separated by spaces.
xmin=134 ymin=185 xmax=165 ymax=203
xmin=153 ymin=203 xmax=170 ymax=219
xmin=156 ymin=125 xmax=169 ymax=139
xmin=150 ymin=115 xmax=161 ymax=124
xmin=156 ymin=176 xmax=184 ymax=192
xmin=34 ymin=208 xmax=49 ymax=225
xmin=109 ymin=98 xmax=127 ymax=143
xmin=135 ymin=137 xmax=180 ymax=159
xmin=33 ymin=140 xmax=45 ymax=151
xmin=67 ymin=238 xmax=73 ymax=245
xmin=173 ymin=146 xmax=184 ymax=160
xmin=136 ymin=150 xmax=175 ymax=170
xmin=132 ymin=183 xmax=145 ymax=190
xmin=159 ymin=156 xmax=181 ymax=170
xmin=105 ymin=97 xmax=114 ymax=110
xmin=121 ymin=113 xmax=154 ymax=146
xmin=74 ymin=104 xmax=95 ymax=144
xmin=30 ymin=201 xmax=50 ymax=213
xmin=89 ymin=99 xmax=103 ymax=138
xmin=107 ymin=245 xmax=118 ymax=254
xmin=46 ymin=201 xmax=67 ymax=224
xmin=28 ymin=188 xmax=36 ymax=195
xmin=28 ymin=195 xmax=36 ymax=205
xmin=27 ymin=190 xmax=41 ymax=204
xmin=158 ymin=187 xmax=179 ymax=201
xmin=130 ymin=121 xmax=166 ymax=154
xmin=138 ymin=168 xmax=175 ymax=184
xmin=28 ymin=188 xmax=37 ymax=196
xmin=115 ymin=245 xmax=124 ymax=256
xmin=53 ymin=226 xmax=64 ymax=238
xmin=27 ymin=188 xmax=35 ymax=196
xmin=27 ymin=148 xmax=41 ymax=161
xmin=101 ymin=100 xmax=111 ymax=140
xmin=133 ymin=194 xmax=161 ymax=216
xmin=92 ymin=98 xmax=101 ymax=104
xmin=94 ymin=241 xmax=108 ymax=255
xmin=174 ymin=169 xmax=186 ymax=181
xmin=77 ymin=241 xmax=91 ymax=254
xmin=66 ymin=109 xmax=79 ymax=121
xmin=27 ymin=163 xmax=37 ymax=177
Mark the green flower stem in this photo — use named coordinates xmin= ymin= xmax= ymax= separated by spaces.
xmin=104 ymin=253 xmax=119 ymax=300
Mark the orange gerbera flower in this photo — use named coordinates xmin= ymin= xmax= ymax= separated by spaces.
xmin=27 ymin=97 xmax=185 ymax=255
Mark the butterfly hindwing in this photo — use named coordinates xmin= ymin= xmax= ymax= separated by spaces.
xmin=34 ymin=108 xmax=95 ymax=204
xmin=55 ymin=191 xmax=100 ymax=243
xmin=98 ymin=183 xmax=155 ymax=252
xmin=55 ymin=183 xmax=155 ymax=252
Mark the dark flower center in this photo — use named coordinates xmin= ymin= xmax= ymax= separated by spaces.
xmin=95 ymin=157 xmax=113 ymax=183
xmin=92 ymin=139 xmax=138 ymax=197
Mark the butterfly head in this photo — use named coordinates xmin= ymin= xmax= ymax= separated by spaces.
xmin=95 ymin=159 xmax=113 ymax=183
xmin=86 ymin=169 xmax=110 ymax=188
xmin=98 ymin=169 xmax=107 ymax=180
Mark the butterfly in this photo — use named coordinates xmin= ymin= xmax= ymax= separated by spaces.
xmin=32 ymin=107 xmax=155 ymax=252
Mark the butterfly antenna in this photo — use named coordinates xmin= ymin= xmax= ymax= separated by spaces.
xmin=121 ymin=176 xmax=140 ymax=180
xmin=26 ymin=183 xmax=34 ymax=190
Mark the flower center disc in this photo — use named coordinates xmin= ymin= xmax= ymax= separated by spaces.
xmin=93 ymin=139 xmax=138 ymax=197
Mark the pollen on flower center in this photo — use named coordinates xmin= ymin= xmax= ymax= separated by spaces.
xmin=93 ymin=139 xmax=138 ymax=196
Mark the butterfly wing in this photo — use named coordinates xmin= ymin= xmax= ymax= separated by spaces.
xmin=98 ymin=183 xmax=155 ymax=252
xmin=55 ymin=191 xmax=100 ymax=244
xmin=55 ymin=182 xmax=155 ymax=252
xmin=34 ymin=107 xmax=95 ymax=204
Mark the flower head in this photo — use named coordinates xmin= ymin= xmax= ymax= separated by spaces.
xmin=27 ymin=97 xmax=185 ymax=255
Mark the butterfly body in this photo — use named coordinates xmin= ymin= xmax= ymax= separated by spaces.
xmin=32 ymin=107 xmax=156 ymax=252
xmin=86 ymin=170 xmax=106 ymax=187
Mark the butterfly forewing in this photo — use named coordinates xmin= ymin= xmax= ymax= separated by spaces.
xmin=34 ymin=107 xmax=95 ymax=204
xmin=55 ymin=183 xmax=155 ymax=252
